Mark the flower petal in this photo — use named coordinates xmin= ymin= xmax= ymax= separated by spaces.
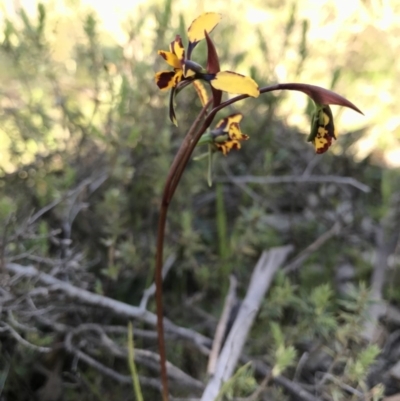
xmin=226 ymin=113 xmax=243 ymax=126
xmin=170 ymin=35 xmax=185 ymax=65
xmin=307 ymin=105 xmax=336 ymax=153
xmin=211 ymin=113 xmax=248 ymax=155
xmin=187 ymin=12 xmax=221 ymax=44
xmin=192 ymin=80 xmax=209 ymax=107
xmin=215 ymin=139 xmax=242 ymax=155
xmin=155 ymin=71 xmax=177 ymax=90
xmin=158 ymin=50 xmax=180 ymax=69
xmin=172 ymin=69 xmax=183 ymax=86
xmin=229 ymin=122 xmax=248 ymax=141
xmin=307 ymin=104 xmax=336 ymax=142
xmin=314 ymin=129 xmax=333 ymax=154
xmin=214 ymin=117 xmax=229 ymax=131
xmin=210 ymin=71 xmax=259 ymax=97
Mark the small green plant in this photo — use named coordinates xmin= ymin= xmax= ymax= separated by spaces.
xmin=127 ymin=322 xmax=144 ymax=401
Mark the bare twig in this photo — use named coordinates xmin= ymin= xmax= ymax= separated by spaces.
xmin=248 ymin=359 xmax=321 ymax=401
xmin=200 ymin=246 xmax=293 ymax=401
xmin=67 ymin=323 xmax=204 ymax=391
xmin=364 ymin=192 xmax=400 ymax=342
xmin=0 ymin=322 xmax=51 ymax=353
xmin=140 ymin=253 xmax=176 ymax=310
xmin=64 ymin=330 xmax=162 ymax=390
xmin=216 ymin=174 xmax=371 ymax=193
xmin=207 ymin=275 xmax=237 ymax=375
xmin=5 ymin=263 xmax=212 ymax=350
xmin=27 ymin=172 xmax=108 ymax=226
xmin=283 ymin=222 xmax=341 ymax=273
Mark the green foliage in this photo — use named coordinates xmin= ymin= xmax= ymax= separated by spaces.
xmin=127 ymin=322 xmax=144 ymax=401
xmin=0 ymin=1 xmax=394 ymax=400
xmin=270 ymin=322 xmax=297 ymax=377
xmin=215 ymin=363 xmax=257 ymax=400
xmin=344 ymin=344 xmax=380 ymax=384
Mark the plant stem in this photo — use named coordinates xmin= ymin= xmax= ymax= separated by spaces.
xmin=155 ymin=101 xmax=211 ymax=401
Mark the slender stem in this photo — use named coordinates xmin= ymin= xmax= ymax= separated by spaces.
xmin=155 ymin=101 xmax=211 ymax=401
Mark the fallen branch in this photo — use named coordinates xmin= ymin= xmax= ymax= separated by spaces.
xmin=207 ymin=275 xmax=237 ymax=375
xmin=200 ymin=245 xmax=293 ymax=401
xmin=217 ymin=174 xmax=371 ymax=193
xmin=364 ymin=193 xmax=400 ymax=342
xmin=283 ymin=222 xmax=341 ymax=274
xmin=6 ymin=263 xmax=211 ymax=350
xmin=64 ymin=330 xmax=161 ymax=390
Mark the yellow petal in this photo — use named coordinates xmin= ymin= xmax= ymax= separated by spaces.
xmin=215 ymin=139 xmax=241 ymax=155
xmin=226 ymin=113 xmax=243 ymax=125
xmin=170 ymin=35 xmax=185 ymax=63
xmin=211 ymin=71 xmax=259 ymax=97
xmin=173 ymin=69 xmax=183 ymax=86
xmin=314 ymin=128 xmax=333 ymax=154
xmin=158 ymin=50 xmax=180 ymax=69
xmin=155 ymin=71 xmax=177 ymax=90
xmin=229 ymin=122 xmax=248 ymax=140
xmin=187 ymin=12 xmax=221 ymax=43
xmin=192 ymin=80 xmax=209 ymax=106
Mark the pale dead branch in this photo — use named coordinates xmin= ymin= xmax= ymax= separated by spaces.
xmin=200 ymin=245 xmax=293 ymax=401
xmin=217 ymin=174 xmax=371 ymax=193
xmin=207 ymin=275 xmax=238 ymax=375
xmin=5 ymin=262 xmax=211 ymax=350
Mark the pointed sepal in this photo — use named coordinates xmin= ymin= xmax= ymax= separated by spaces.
xmin=205 ymin=30 xmax=222 ymax=108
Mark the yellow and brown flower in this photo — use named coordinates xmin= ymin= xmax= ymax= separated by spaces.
xmin=155 ymin=35 xmax=186 ymax=91
xmin=154 ymin=13 xmax=259 ymax=125
xmin=211 ymin=113 xmax=249 ymax=155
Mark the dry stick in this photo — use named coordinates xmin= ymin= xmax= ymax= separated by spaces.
xmin=363 ymin=192 xmax=400 ymax=343
xmin=217 ymin=175 xmax=370 ymax=193
xmin=200 ymin=246 xmax=293 ymax=401
xmin=207 ymin=275 xmax=238 ymax=375
xmin=248 ymin=359 xmax=321 ymax=401
xmin=5 ymin=263 xmax=211 ymax=349
xmin=68 ymin=323 xmax=204 ymax=391
xmin=283 ymin=221 xmax=341 ymax=274
xmin=64 ymin=330 xmax=162 ymax=390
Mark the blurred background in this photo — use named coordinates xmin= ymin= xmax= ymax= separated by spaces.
xmin=1 ymin=0 xmax=400 ymax=400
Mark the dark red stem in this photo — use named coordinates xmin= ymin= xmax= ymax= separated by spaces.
xmin=155 ymin=100 xmax=211 ymax=401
